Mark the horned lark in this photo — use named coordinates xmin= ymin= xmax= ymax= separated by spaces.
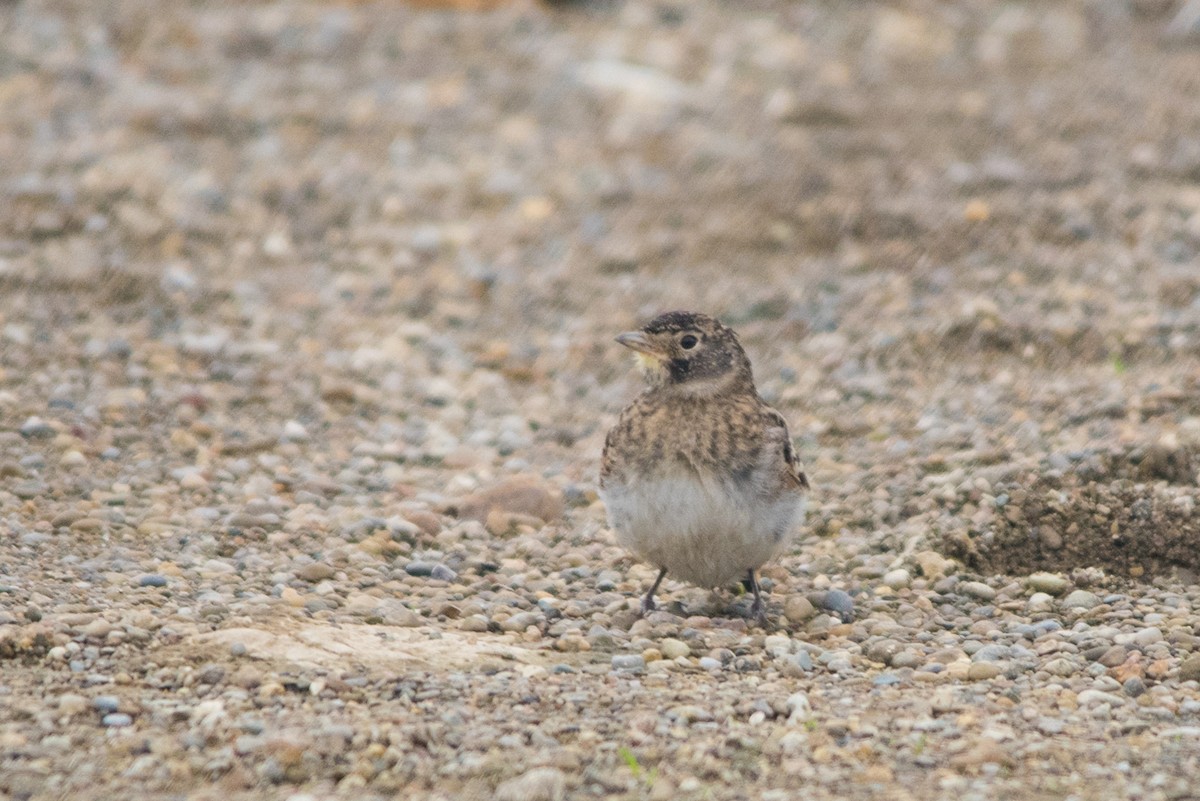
xmin=599 ymin=310 xmax=809 ymax=625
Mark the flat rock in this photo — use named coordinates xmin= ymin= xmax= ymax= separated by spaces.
xmin=456 ymin=476 xmax=563 ymax=524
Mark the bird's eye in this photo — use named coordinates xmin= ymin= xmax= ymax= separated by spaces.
xmin=680 ymin=334 xmax=698 ymax=350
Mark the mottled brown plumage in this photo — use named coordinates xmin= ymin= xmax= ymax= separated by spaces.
xmin=598 ymin=311 xmax=809 ymax=624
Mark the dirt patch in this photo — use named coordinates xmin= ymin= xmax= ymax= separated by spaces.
xmin=940 ymin=446 xmax=1200 ymax=580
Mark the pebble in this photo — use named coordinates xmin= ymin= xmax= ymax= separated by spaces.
xmin=1061 ymin=590 xmax=1102 ymax=610
xmin=785 ymin=692 xmax=812 ymax=723
xmin=58 ymin=694 xmax=88 ymax=716
xmin=93 ymin=696 xmax=121 ymax=713
xmin=102 ymin=713 xmax=133 ymax=728
xmin=1179 ymin=654 xmax=1200 ymax=682
xmin=784 ymin=596 xmax=815 ymax=622
xmin=429 ymin=563 xmax=457 ymax=582
xmin=136 ymin=574 xmax=168 ymax=587
xmin=296 ymin=563 xmax=335 ymax=582
xmin=1027 ymin=572 xmax=1071 ymax=595
xmin=960 ymin=581 xmax=996 ymax=601
xmin=1035 ymin=717 xmax=1065 ymax=735
xmin=19 ymin=416 xmax=55 ymax=439
xmin=494 ymin=767 xmax=566 ymax=801
xmin=882 ymin=569 xmax=910 ymax=589
xmin=968 ymin=662 xmax=1003 ymax=681
xmin=818 ymin=589 xmax=855 ymax=620
xmin=611 ymin=655 xmax=646 ymax=671
xmin=660 ymin=638 xmax=690 ymax=659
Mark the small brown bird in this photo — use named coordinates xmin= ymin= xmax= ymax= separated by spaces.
xmin=599 ymin=311 xmax=809 ymax=624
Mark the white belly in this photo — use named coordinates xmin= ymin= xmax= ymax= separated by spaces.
xmin=599 ymin=475 xmax=806 ymax=588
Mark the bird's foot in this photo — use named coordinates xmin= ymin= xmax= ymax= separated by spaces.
xmin=748 ymin=596 xmax=770 ymax=628
xmin=639 ymin=596 xmax=657 ymax=617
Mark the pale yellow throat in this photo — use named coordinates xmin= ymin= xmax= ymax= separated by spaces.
xmin=633 ymin=351 xmax=662 ymax=372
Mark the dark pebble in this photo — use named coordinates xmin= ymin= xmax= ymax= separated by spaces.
xmin=1123 ymin=677 xmax=1146 ymax=698
xmin=137 ymin=574 xmax=168 ymax=587
xmin=404 ymin=561 xmax=436 ymax=577
xmin=819 ymin=589 xmax=855 ymax=621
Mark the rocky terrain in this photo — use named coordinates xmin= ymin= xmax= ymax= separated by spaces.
xmin=3 ymin=0 xmax=1200 ymax=799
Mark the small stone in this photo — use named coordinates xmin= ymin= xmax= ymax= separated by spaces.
xmin=137 ymin=574 xmax=168 ymax=588
xmin=500 ymin=612 xmax=541 ymax=632
xmin=281 ymin=420 xmax=310 ymax=442
xmin=460 ymin=615 xmax=489 ymax=632
xmin=960 ymin=581 xmax=996 ymax=601
xmin=667 ymin=705 xmax=713 ymax=724
xmin=295 ymin=563 xmax=335 ymax=582
xmin=1099 ymin=642 xmax=1123 ymax=671
xmin=404 ymin=561 xmax=437 ymax=577
xmin=786 ymin=692 xmax=812 ymax=723
xmin=457 ymin=476 xmax=563 ymax=524
xmin=1027 ymin=572 xmax=1071 ymax=595
xmin=197 ymin=664 xmax=226 ymax=685
xmin=1131 ymin=627 xmax=1163 ymax=648
xmin=1062 ymin=590 xmax=1102 ymax=610
xmin=1044 ymin=657 xmax=1076 ymax=677
xmin=818 ymin=589 xmax=854 ymax=620
xmin=913 ymin=550 xmax=954 ymax=579
xmin=865 ymin=639 xmax=902 ymax=665
xmin=19 ymin=416 xmax=55 ymax=439
xmin=102 ymin=713 xmax=133 ymax=728
xmin=777 ymin=652 xmax=816 ymax=676
xmin=967 ymin=662 xmax=1003 ymax=681
xmin=1035 ymin=716 xmax=1064 ymax=735
xmin=660 ymin=638 xmax=690 ymax=659
xmin=698 ymin=657 xmax=722 ymax=671
xmin=58 ymin=694 xmax=88 ymax=716
xmin=60 ymin=450 xmax=87 ymax=468
xmin=784 ymin=596 xmax=815 ymax=623
xmin=494 ymin=767 xmax=567 ymax=801
xmin=280 ymin=587 xmax=305 ymax=607
xmin=1179 ymin=654 xmax=1200 ymax=682
xmin=1026 ymin=592 xmax=1055 ymax=612
xmin=93 ymin=696 xmax=121 ymax=713
xmin=611 ymin=655 xmax=646 ymax=671
xmin=882 ymin=569 xmax=910 ymax=589
xmin=1123 ymin=677 xmax=1146 ymax=697
xmin=429 ymin=563 xmax=457 ymax=582
xmin=180 ymin=472 xmax=208 ymax=490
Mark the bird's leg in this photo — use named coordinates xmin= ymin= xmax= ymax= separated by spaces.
xmin=641 ymin=567 xmax=668 ymax=616
xmin=745 ymin=569 xmax=769 ymax=627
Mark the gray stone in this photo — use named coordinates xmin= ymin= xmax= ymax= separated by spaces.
xmin=1062 ymin=590 xmax=1102 ymax=610
xmin=611 ymin=655 xmax=646 ymax=671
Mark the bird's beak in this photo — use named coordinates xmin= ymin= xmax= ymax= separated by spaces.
xmin=616 ymin=331 xmax=666 ymax=360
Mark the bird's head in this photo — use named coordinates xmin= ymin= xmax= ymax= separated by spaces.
xmin=616 ymin=311 xmax=753 ymax=394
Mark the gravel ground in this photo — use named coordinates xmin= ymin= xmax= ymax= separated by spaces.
xmin=4 ymin=1 xmax=1200 ymax=799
